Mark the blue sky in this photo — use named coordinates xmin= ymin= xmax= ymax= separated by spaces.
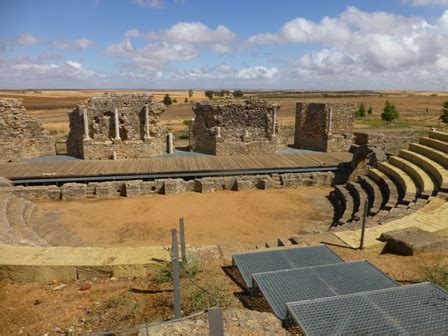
xmin=1 ymin=0 xmax=448 ymax=89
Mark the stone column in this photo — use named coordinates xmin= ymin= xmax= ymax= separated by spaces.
xmin=271 ymin=109 xmax=277 ymax=137
xmin=112 ymin=150 xmax=117 ymax=160
xmin=215 ymin=126 xmax=222 ymax=138
xmin=114 ymin=108 xmax=121 ymax=140
xmin=327 ymin=108 xmax=333 ymax=136
xmin=167 ymin=132 xmax=174 ymax=154
xmin=82 ymin=108 xmax=90 ymax=140
xmin=144 ymin=104 xmax=151 ymax=139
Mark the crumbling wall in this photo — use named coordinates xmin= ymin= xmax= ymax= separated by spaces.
xmin=0 ymin=99 xmax=55 ymax=162
xmin=191 ymin=99 xmax=287 ymax=155
xmin=294 ymin=103 xmax=355 ymax=152
xmin=66 ymin=93 xmax=169 ymax=160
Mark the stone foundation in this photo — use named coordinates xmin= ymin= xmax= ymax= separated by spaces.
xmin=0 ymin=99 xmax=55 ymax=162
xmin=191 ymin=99 xmax=287 ymax=155
xmin=0 ymin=171 xmax=335 ymax=201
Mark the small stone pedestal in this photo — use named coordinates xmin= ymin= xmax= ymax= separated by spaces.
xmin=195 ymin=179 xmax=216 ymax=193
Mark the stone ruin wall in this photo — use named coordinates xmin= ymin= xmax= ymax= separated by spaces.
xmin=294 ymin=102 xmax=355 ymax=152
xmin=66 ymin=93 xmax=170 ymax=160
xmin=0 ymin=99 xmax=55 ymax=162
xmin=191 ymin=99 xmax=287 ymax=156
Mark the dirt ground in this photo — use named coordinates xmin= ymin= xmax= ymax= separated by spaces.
xmin=36 ymin=187 xmax=334 ymax=248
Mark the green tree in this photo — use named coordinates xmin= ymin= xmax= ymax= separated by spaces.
xmin=356 ymin=102 xmax=366 ymax=118
xmin=184 ymin=97 xmax=189 ymax=103
xmin=233 ymin=89 xmax=244 ymax=97
xmin=172 ymin=98 xmax=177 ymax=103
xmin=381 ymin=100 xmax=399 ymax=123
xmin=367 ymin=106 xmax=373 ymax=115
xmin=163 ymin=94 xmax=172 ymax=106
xmin=441 ymin=101 xmax=448 ymax=124
xmin=204 ymin=90 xmax=214 ymax=99
xmin=188 ymin=89 xmax=194 ymax=98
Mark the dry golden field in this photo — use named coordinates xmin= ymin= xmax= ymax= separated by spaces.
xmin=1 ymin=90 xmax=447 ymax=143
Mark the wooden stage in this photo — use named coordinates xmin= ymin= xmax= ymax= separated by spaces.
xmin=0 ymin=151 xmax=352 ymax=181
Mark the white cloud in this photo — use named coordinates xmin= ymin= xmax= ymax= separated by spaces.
xmin=104 ymin=38 xmax=134 ymax=56
xmin=402 ymin=0 xmax=448 ymax=6
xmin=236 ymin=66 xmax=279 ymax=80
xmin=134 ymin=0 xmax=164 ymax=9
xmin=52 ymin=38 xmax=95 ymax=51
xmin=124 ymin=29 xmax=141 ymax=38
xmin=17 ymin=33 xmax=41 ymax=45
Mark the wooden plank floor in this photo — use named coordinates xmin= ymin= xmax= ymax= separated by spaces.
xmin=0 ymin=152 xmax=352 ymax=180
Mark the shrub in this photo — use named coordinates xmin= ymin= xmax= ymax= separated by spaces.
xmin=423 ymin=264 xmax=448 ymax=290
xmin=381 ymin=100 xmax=399 ymax=123
xmin=163 ymin=94 xmax=172 ymax=106
xmin=356 ymin=102 xmax=366 ymax=118
xmin=205 ymin=90 xmax=214 ymax=99
xmin=233 ymin=90 xmax=244 ymax=98
xmin=441 ymin=101 xmax=448 ymax=124
xmin=367 ymin=106 xmax=373 ymax=115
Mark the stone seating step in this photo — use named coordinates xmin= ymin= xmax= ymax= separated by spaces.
xmin=328 ymin=190 xmax=344 ymax=225
xmin=345 ymin=181 xmax=368 ymax=221
xmin=368 ymin=168 xmax=400 ymax=208
xmin=6 ymin=197 xmax=47 ymax=246
xmin=400 ymin=149 xmax=448 ymax=191
xmin=389 ymin=156 xmax=436 ymax=197
xmin=420 ymin=137 xmax=448 ymax=153
xmin=277 ymin=236 xmax=293 ymax=246
xmin=0 ymin=193 xmax=16 ymax=244
xmin=22 ymin=200 xmax=36 ymax=227
xmin=429 ymin=130 xmax=448 ymax=143
xmin=334 ymin=185 xmax=355 ymax=224
xmin=265 ymin=240 xmax=280 ymax=248
xmin=378 ymin=162 xmax=417 ymax=203
xmin=358 ymin=176 xmax=383 ymax=214
xmin=408 ymin=143 xmax=448 ymax=168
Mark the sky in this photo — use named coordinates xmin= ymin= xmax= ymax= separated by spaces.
xmin=1 ymin=0 xmax=448 ymax=90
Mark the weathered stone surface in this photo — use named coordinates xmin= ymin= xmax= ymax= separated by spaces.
xmin=0 ymin=99 xmax=55 ymax=162
xmin=235 ymin=178 xmax=252 ymax=191
xmin=0 ymin=177 xmax=12 ymax=188
xmin=61 ymin=183 xmax=87 ymax=200
xmin=195 ymin=179 xmax=216 ymax=193
xmin=380 ymin=227 xmax=448 ymax=255
xmin=163 ymin=178 xmax=187 ymax=194
xmin=122 ymin=181 xmax=141 ymax=197
xmin=258 ymin=178 xmax=274 ymax=190
xmin=95 ymin=182 xmax=116 ymax=198
xmin=67 ymin=93 xmax=169 ymax=160
xmin=191 ymin=99 xmax=287 ymax=156
xmin=294 ymin=102 xmax=355 ymax=152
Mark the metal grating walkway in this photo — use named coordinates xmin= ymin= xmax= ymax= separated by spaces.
xmin=232 ymin=245 xmax=343 ymax=289
xmin=287 ymin=282 xmax=448 ymax=335
xmin=252 ymin=260 xmax=399 ymax=320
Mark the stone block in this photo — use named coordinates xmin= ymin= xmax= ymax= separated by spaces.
xmin=122 ymin=181 xmax=142 ymax=197
xmin=61 ymin=183 xmax=87 ymax=200
xmin=47 ymin=186 xmax=61 ymax=200
xmin=258 ymin=178 xmax=274 ymax=190
xmin=380 ymin=227 xmax=448 ymax=256
xmin=235 ymin=178 xmax=252 ymax=191
xmin=95 ymin=182 xmax=116 ymax=198
xmin=195 ymin=179 xmax=216 ymax=193
xmin=163 ymin=179 xmax=185 ymax=194
xmin=140 ymin=181 xmax=158 ymax=195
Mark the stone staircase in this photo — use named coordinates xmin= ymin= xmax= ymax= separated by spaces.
xmin=0 ymin=192 xmax=84 ymax=247
xmin=330 ymin=130 xmax=448 ymax=230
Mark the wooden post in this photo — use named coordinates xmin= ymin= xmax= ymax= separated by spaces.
xmin=208 ymin=307 xmax=224 ymax=336
xmin=359 ymin=199 xmax=368 ymax=250
xmin=171 ymin=229 xmax=182 ymax=318
xmin=179 ymin=218 xmax=187 ymax=264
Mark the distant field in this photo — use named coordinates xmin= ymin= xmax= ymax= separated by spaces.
xmin=1 ymin=90 xmax=446 ymax=143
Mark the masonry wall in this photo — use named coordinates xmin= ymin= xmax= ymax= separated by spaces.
xmin=66 ymin=93 xmax=168 ymax=160
xmin=294 ymin=103 xmax=355 ymax=152
xmin=0 ymin=99 xmax=55 ymax=162
xmin=191 ymin=99 xmax=287 ymax=155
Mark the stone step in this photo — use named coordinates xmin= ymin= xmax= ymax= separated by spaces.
xmin=334 ymin=185 xmax=356 ymax=224
xmin=368 ymin=168 xmax=400 ymax=208
xmin=400 ymin=149 xmax=448 ymax=191
xmin=378 ymin=162 xmax=417 ymax=203
xmin=420 ymin=137 xmax=448 ymax=153
xmin=345 ymin=182 xmax=369 ymax=221
xmin=358 ymin=176 xmax=383 ymax=214
xmin=408 ymin=143 xmax=447 ymax=168
xmin=0 ymin=193 xmax=16 ymax=244
xmin=6 ymin=197 xmax=47 ymax=246
xmin=429 ymin=130 xmax=448 ymax=143
xmin=265 ymin=240 xmax=280 ymax=248
xmin=22 ymin=200 xmax=36 ymax=227
xmin=277 ymin=236 xmax=292 ymax=246
xmin=389 ymin=156 xmax=436 ymax=197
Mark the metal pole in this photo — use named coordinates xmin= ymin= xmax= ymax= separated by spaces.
xmin=171 ymin=229 xmax=182 ymax=318
xmin=179 ymin=218 xmax=187 ymax=264
xmin=359 ymin=199 xmax=368 ymax=250
xmin=208 ymin=307 xmax=224 ymax=336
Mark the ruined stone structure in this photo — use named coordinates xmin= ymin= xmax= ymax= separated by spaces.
xmin=67 ymin=93 xmax=171 ymax=160
xmin=294 ymin=103 xmax=355 ymax=152
xmin=191 ymin=99 xmax=287 ymax=156
xmin=0 ymin=99 xmax=55 ymax=162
